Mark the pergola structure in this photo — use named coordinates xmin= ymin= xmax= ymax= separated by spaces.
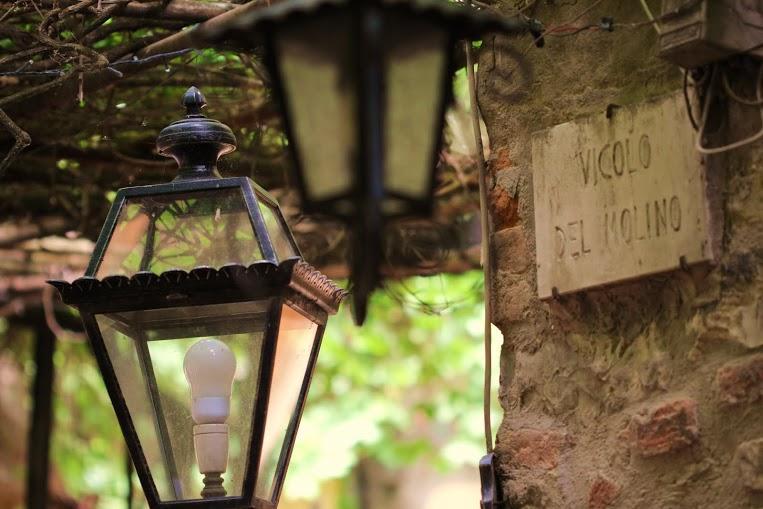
xmin=0 ymin=0 xmax=485 ymax=318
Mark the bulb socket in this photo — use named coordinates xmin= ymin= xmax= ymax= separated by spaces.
xmin=193 ymin=423 xmax=229 ymax=476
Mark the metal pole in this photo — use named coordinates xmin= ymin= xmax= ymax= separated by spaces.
xmin=26 ymin=321 xmax=56 ymax=509
xmin=350 ymin=0 xmax=385 ymax=325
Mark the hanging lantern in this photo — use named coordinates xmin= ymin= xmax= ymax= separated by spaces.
xmin=49 ymin=87 xmax=346 ymax=509
xmin=197 ymin=0 xmax=540 ymax=324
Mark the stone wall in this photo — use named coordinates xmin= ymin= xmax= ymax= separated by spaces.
xmin=480 ymin=1 xmax=763 ymax=507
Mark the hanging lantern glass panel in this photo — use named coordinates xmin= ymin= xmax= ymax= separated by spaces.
xmin=95 ymin=298 xmax=273 ymax=501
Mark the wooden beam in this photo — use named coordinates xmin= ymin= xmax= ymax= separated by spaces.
xmin=118 ymin=0 xmax=236 ymax=22
xmin=128 ymin=0 xmax=267 ymax=59
xmin=0 ymin=216 xmax=72 ymax=247
xmin=25 ymin=321 xmax=55 ymax=509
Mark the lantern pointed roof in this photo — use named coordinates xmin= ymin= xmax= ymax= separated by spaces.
xmin=198 ymin=0 xmax=542 ymax=45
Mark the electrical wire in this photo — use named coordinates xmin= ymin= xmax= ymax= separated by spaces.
xmin=638 ymin=0 xmax=661 ymax=34
xmin=544 ymin=22 xmax=604 ymax=37
xmin=525 ymin=0 xmax=606 ymax=48
xmin=722 ymin=67 xmax=763 ymax=106
xmin=696 ymin=63 xmax=763 ymax=155
xmin=617 ymin=0 xmax=702 ymax=29
xmin=527 ymin=0 xmax=700 ymax=38
xmin=683 ymin=69 xmax=700 ymax=130
xmin=463 ymin=15 xmax=494 ymax=453
xmin=383 ymin=275 xmax=482 ymax=316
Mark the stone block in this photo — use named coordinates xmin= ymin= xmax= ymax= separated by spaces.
xmin=494 ymin=226 xmax=531 ymax=274
xmin=626 ymin=398 xmax=699 ymax=457
xmin=716 ymin=354 xmax=763 ymax=405
xmin=698 ymin=298 xmax=763 ymax=349
xmin=493 ymin=276 xmax=533 ymax=324
xmin=736 ymin=438 xmax=763 ymax=492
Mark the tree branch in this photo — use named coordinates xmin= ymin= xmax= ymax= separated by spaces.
xmin=82 ymin=18 xmax=185 ymax=45
xmin=0 ymin=0 xmax=237 ymax=21
xmin=0 ymin=107 xmax=30 ymax=178
xmin=3 ymin=0 xmax=266 ymax=122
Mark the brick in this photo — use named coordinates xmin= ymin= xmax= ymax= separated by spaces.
xmin=588 ymin=476 xmax=620 ymax=509
xmin=716 ymin=354 xmax=763 ymax=405
xmin=494 ymin=226 xmax=531 ymax=274
xmin=489 ymin=186 xmax=519 ymax=231
xmin=490 ymin=146 xmax=512 ymax=173
xmin=627 ymin=398 xmax=699 ymax=457
xmin=504 ymin=428 xmax=571 ymax=470
xmin=736 ymin=438 xmax=763 ymax=491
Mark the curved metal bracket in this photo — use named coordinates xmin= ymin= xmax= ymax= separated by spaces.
xmin=480 ymin=453 xmax=506 ymax=509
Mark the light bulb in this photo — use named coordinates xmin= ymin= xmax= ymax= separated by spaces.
xmin=184 ymin=338 xmax=237 ymax=498
xmin=184 ymin=338 xmax=236 ymax=424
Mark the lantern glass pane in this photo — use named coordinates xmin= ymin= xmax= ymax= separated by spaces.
xmin=97 ymin=188 xmax=261 ymax=277
xmin=258 ymin=200 xmax=297 ymax=260
xmin=255 ymin=304 xmax=318 ymax=501
xmin=383 ymin=15 xmax=448 ymax=213
xmin=273 ymin=11 xmax=355 ymax=203
xmin=96 ymin=299 xmax=272 ymax=501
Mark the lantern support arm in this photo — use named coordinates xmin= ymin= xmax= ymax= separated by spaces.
xmin=350 ymin=3 xmax=386 ymax=325
xmin=287 ymin=259 xmax=347 ymax=316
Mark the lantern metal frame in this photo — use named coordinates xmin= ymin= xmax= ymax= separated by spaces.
xmin=49 ymin=88 xmax=346 ymax=509
xmin=197 ymin=0 xmax=540 ymax=324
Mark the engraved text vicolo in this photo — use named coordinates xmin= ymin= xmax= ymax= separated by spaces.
xmin=577 ymin=134 xmax=651 ymax=186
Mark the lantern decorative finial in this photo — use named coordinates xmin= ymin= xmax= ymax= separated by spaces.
xmin=182 ymin=86 xmax=207 ymax=116
xmin=157 ymin=87 xmax=237 ymax=180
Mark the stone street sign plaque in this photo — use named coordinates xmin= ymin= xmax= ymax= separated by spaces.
xmin=532 ymin=92 xmax=714 ymax=300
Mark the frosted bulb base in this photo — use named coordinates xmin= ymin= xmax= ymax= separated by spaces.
xmin=191 ymin=396 xmax=231 ymax=424
xmin=193 ymin=423 xmax=229 ymax=477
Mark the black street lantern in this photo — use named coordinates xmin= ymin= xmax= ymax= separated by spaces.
xmin=49 ymin=87 xmax=346 ymax=509
xmin=198 ymin=0 xmax=540 ymax=324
